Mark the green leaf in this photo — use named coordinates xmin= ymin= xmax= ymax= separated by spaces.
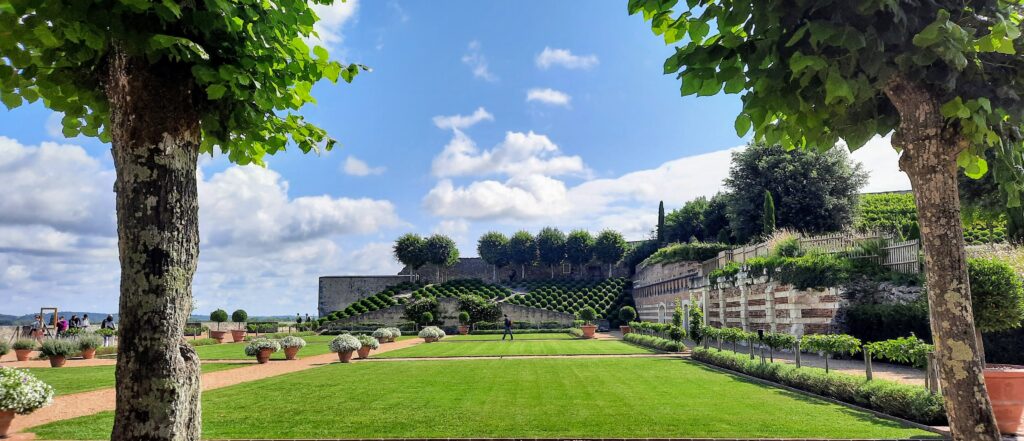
xmin=940 ymin=97 xmax=970 ymax=119
xmin=0 ymin=92 xmax=22 ymax=109
xmin=206 ymin=84 xmax=227 ymax=100
xmin=734 ymin=113 xmax=752 ymax=137
xmin=824 ymin=69 xmax=854 ymax=105
xmin=313 ymin=45 xmax=329 ymax=61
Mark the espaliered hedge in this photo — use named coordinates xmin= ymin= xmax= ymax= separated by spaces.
xmin=409 ymin=279 xmax=513 ymax=300
xmin=691 ymin=347 xmax=945 ymax=425
xmin=623 ymin=332 xmax=685 ymax=352
xmin=504 ymin=278 xmax=633 ymax=321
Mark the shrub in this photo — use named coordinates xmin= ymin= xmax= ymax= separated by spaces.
xmin=845 ymin=302 xmax=931 ymax=344
xmin=692 ymin=347 xmax=945 ymax=425
xmin=231 ymin=309 xmax=248 ymax=328
xmin=773 ymin=236 xmax=803 ymax=258
xmin=761 ymin=332 xmax=797 ymax=353
xmin=0 ymin=367 xmax=54 ymax=414
xmin=668 ymin=325 xmax=685 ymax=342
xmin=458 ymin=311 xmax=471 ymax=325
xmin=244 ymin=338 xmax=280 ymax=357
xmin=968 ymin=257 xmax=1024 ymax=334
xmin=418 ymin=326 xmax=446 ymax=340
xmin=39 ymin=339 xmax=77 ymax=357
xmin=801 ymin=333 xmax=862 ymax=372
xmin=642 ymin=242 xmax=732 ymax=265
xmin=329 ymin=334 xmax=362 ymax=353
xmin=13 ymin=339 xmax=36 ymax=351
xmin=187 ymin=338 xmax=220 ymax=347
xmin=577 ymin=306 xmax=597 ymax=324
xmin=777 ymin=252 xmax=851 ymax=290
xmin=77 ymin=334 xmax=103 ymax=350
xmin=0 ymin=342 xmax=7 ymax=356
xmin=356 ymin=334 xmax=380 ymax=350
xmin=387 ymin=327 xmax=402 ymax=338
xmin=567 ymin=328 xmax=584 ymax=338
xmin=278 ymin=336 xmax=306 ymax=349
xmin=623 ymin=333 xmax=685 ymax=352
xmin=210 ymin=309 xmax=228 ymax=330
xmin=688 ymin=306 xmax=705 ymax=344
xmin=708 ymin=262 xmax=741 ymax=286
xmin=618 ymin=306 xmax=637 ymax=323
xmin=866 ymin=335 xmax=933 ymax=368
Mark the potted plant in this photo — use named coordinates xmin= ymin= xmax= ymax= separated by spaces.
xmin=77 ymin=334 xmax=103 ymax=359
xmin=230 ymin=309 xmax=248 ymax=342
xmin=618 ymin=306 xmax=637 ymax=334
xmin=244 ymin=338 xmax=280 ymax=364
xmin=278 ymin=336 xmax=306 ymax=360
xmin=329 ymin=334 xmax=361 ymax=363
xmin=968 ymin=258 xmax=1024 ymax=435
xmin=387 ymin=327 xmax=402 ymax=342
xmin=209 ymin=309 xmax=228 ymax=343
xmin=372 ymin=328 xmax=393 ymax=345
xmin=356 ymin=334 xmax=379 ymax=359
xmin=12 ymin=339 xmax=36 ymax=362
xmin=457 ymin=311 xmax=471 ymax=335
xmin=0 ymin=367 xmax=54 ymax=437
xmin=578 ymin=307 xmax=598 ymax=339
xmin=39 ymin=339 xmax=77 ymax=367
xmin=418 ymin=326 xmax=446 ymax=343
xmin=0 ymin=342 xmax=6 ymax=361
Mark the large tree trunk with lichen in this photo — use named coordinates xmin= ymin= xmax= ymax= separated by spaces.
xmin=107 ymin=46 xmax=202 ymax=441
xmin=885 ymin=76 xmax=1000 ymax=441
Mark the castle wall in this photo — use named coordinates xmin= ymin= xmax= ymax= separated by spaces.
xmin=318 ymin=275 xmax=416 ymax=316
xmin=330 ymin=297 xmax=574 ymax=327
xmin=404 ymin=257 xmax=629 ymax=284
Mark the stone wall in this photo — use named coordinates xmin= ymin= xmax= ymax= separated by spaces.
xmin=404 ymin=257 xmax=629 ymax=284
xmin=330 ymin=297 xmax=574 ymax=327
xmin=318 ymin=275 xmax=417 ymax=316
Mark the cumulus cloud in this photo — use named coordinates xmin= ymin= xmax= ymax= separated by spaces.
xmin=423 ymin=175 xmax=570 ymax=220
xmin=431 ymin=130 xmax=588 ymax=179
xmin=309 ymin=0 xmax=359 ymax=50
xmin=462 ymin=40 xmax=497 ymax=82
xmin=535 ymin=47 xmax=599 ymax=70
xmin=342 ymin=155 xmax=386 ymax=176
xmin=432 ymin=107 xmax=494 ymax=130
xmin=526 ymin=88 xmax=571 ymax=107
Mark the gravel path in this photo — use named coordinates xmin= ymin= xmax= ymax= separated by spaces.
xmin=10 ymin=337 xmax=422 ymax=435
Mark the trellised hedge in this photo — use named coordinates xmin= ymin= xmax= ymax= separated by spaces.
xmin=623 ymin=332 xmax=685 ymax=352
xmin=691 ymin=347 xmax=945 ymax=425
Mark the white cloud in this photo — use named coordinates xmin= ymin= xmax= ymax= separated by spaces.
xmin=462 ymin=40 xmax=497 ymax=82
xmin=849 ymin=135 xmax=912 ymax=193
xmin=432 ymin=107 xmax=494 ymax=130
xmin=309 ymin=0 xmax=359 ymax=50
xmin=434 ymin=218 xmax=470 ymax=236
xmin=423 ymin=175 xmax=570 ymax=220
xmin=342 ymin=155 xmax=386 ymax=176
xmin=431 ymin=129 xmax=588 ymax=179
xmin=535 ymin=47 xmax=599 ymax=70
xmin=526 ymin=88 xmax=571 ymax=107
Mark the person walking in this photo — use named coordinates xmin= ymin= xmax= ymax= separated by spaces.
xmin=501 ymin=314 xmax=514 ymax=341
xmin=100 ymin=315 xmax=116 ymax=347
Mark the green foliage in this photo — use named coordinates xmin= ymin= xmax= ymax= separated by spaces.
xmin=671 ymin=305 xmax=684 ymax=328
xmin=186 ymin=338 xmax=220 ymax=347
xmin=624 ymin=332 xmax=685 ymax=352
xmin=773 ymin=237 xmax=804 ymax=258
xmin=39 ymin=339 xmax=77 ymax=357
xmin=536 ymin=227 xmax=567 ymax=270
xmin=244 ymin=338 xmax=280 ymax=357
xmin=643 ymin=242 xmax=731 ymax=266
xmin=866 ymin=335 xmax=934 ymax=369
xmin=328 ymin=334 xmax=362 ymax=353
xmin=577 ymin=306 xmax=598 ymax=324
xmin=967 ymin=257 xmax=1024 ymax=333
xmin=231 ymin=309 xmax=247 ymax=323
xmin=708 ymin=262 xmax=741 ymax=286
xmin=417 ymin=326 xmax=446 ymax=340
xmin=657 ymin=201 xmax=666 ymax=244
xmin=664 ymin=197 xmax=709 ymax=243
xmin=744 ymin=255 xmax=786 ymax=281
xmin=621 ymin=239 xmax=659 ymax=272
xmin=0 ymin=0 xmax=366 ymax=164
xmin=703 ymin=193 xmax=733 ymax=244
xmin=763 ymin=190 xmax=776 ymax=236
xmin=421 ymin=311 xmax=434 ymax=325
xmin=691 ymin=348 xmax=946 ymax=425
xmin=12 ymin=339 xmax=36 ymax=351
xmin=855 ymin=193 xmax=919 ymax=239
xmin=509 ymin=278 xmax=632 ymax=320
xmin=77 ymin=334 xmax=103 ymax=350
xmin=457 ymin=294 xmax=501 ymax=325
xmin=688 ymin=305 xmax=704 ymax=344
xmin=801 ymin=334 xmax=862 ymax=357
xmin=210 ymin=309 xmax=228 ymax=324
xmin=394 ymin=233 xmax=428 ymax=271
xmin=618 ymin=306 xmax=637 ymax=323
xmin=593 ymin=229 xmax=627 ymax=268
xmin=477 ymin=231 xmax=510 ymax=268
xmin=424 ymin=234 xmax=459 ymax=268
xmin=777 ymin=253 xmax=851 ymax=290
xmin=761 ymin=332 xmax=797 ymax=352
xmin=846 ymin=302 xmax=932 ymax=344
xmin=507 ymin=230 xmax=537 ymax=270
xmin=564 ymin=229 xmax=594 ymax=268
xmin=668 ymin=325 xmax=685 ymax=342
xmin=458 ymin=311 xmax=471 ymax=326
xmin=404 ymin=297 xmax=440 ymax=326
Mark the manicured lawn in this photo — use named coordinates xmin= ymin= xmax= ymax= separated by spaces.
xmin=26 ymin=363 xmax=246 ymax=396
xmin=443 ymin=332 xmax=574 ymax=341
xmin=193 ymin=335 xmax=413 ymax=360
xmin=28 ymin=358 xmax=938 ymax=439
xmin=375 ymin=338 xmax=651 ymax=358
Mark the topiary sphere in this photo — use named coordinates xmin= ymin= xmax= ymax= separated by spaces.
xmin=231 ymin=309 xmax=248 ymax=323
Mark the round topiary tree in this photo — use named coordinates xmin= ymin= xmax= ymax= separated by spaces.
xmin=209 ymin=309 xmax=228 ymax=331
xmin=231 ymin=310 xmax=248 ymax=330
xmin=578 ymin=306 xmax=598 ymax=325
xmin=421 ymin=311 xmax=434 ymax=326
xmin=619 ymin=306 xmax=637 ymax=324
xmin=968 ymin=257 xmax=1024 ymax=363
xmin=458 ymin=311 xmax=471 ymax=326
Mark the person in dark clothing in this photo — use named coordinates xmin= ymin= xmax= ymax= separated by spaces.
xmin=501 ymin=314 xmax=514 ymax=341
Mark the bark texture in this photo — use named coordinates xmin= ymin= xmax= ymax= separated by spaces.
xmin=885 ymin=76 xmax=1000 ymax=441
xmin=107 ymin=46 xmax=203 ymax=441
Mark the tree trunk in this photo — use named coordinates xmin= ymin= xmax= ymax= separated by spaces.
xmin=107 ymin=47 xmax=202 ymax=441
xmin=885 ymin=76 xmax=1000 ymax=441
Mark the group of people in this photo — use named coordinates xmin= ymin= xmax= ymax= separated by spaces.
xmin=29 ymin=314 xmax=117 ymax=346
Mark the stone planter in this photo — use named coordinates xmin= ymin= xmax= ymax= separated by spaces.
xmin=423 ymin=337 xmax=437 ymax=343
xmin=337 ymin=350 xmax=354 ymax=363
xmin=230 ymin=330 xmax=247 ymax=343
xmin=620 ymin=325 xmax=632 ymax=335
xmin=14 ymin=349 xmax=32 ymax=361
xmin=81 ymin=348 xmax=96 ymax=360
xmin=49 ymin=355 xmax=66 ymax=367
xmin=0 ymin=410 xmax=14 ymax=438
xmin=458 ymin=325 xmax=470 ymax=335
xmin=256 ymin=348 xmax=273 ymax=364
xmin=283 ymin=346 xmax=300 ymax=360
xmin=209 ymin=330 xmax=227 ymax=343
xmin=985 ymin=365 xmax=1024 ymax=435
xmin=357 ymin=346 xmax=371 ymax=359
xmin=581 ymin=324 xmax=597 ymax=339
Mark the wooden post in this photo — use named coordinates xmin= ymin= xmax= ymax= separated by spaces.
xmin=865 ymin=346 xmax=873 ymax=381
xmin=749 ymin=339 xmax=755 ymax=360
xmin=760 ymin=344 xmax=766 ymax=364
xmin=795 ymin=339 xmax=801 ymax=368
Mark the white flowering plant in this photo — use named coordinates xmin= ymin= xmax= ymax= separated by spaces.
xmin=0 ymin=367 xmax=54 ymax=414
xmin=278 ymin=336 xmax=306 ymax=349
xmin=371 ymin=328 xmax=393 ymax=339
xmin=418 ymin=326 xmax=446 ymax=340
xmin=387 ymin=327 xmax=402 ymax=338
xmin=328 ymin=334 xmax=362 ymax=353
xmin=356 ymin=334 xmax=380 ymax=350
xmin=244 ymin=338 xmax=281 ymax=357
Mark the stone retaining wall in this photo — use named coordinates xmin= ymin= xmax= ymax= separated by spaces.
xmin=318 ymin=275 xmax=417 ymax=316
xmin=330 ymin=298 xmax=574 ymax=327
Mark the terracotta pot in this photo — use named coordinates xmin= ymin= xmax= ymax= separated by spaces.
xmin=389 ymin=337 xmax=396 ymax=342
xmin=256 ymin=348 xmax=273 ymax=364
xmin=230 ymin=330 xmax=247 ymax=342
xmin=984 ymin=365 xmax=1024 ymax=435
xmin=458 ymin=325 xmax=470 ymax=335
xmin=337 ymin=350 xmax=354 ymax=363
xmin=620 ymin=325 xmax=632 ymax=335
xmin=376 ymin=337 xmax=388 ymax=345
xmin=283 ymin=346 xmax=299 ymax=360
xmin=581 ymin=325 xmax=597 ymax=339
xmin=0 ymin=410 xmax=14 ymax=438
xmin=209 ymin=330 xmax=226 ymax=343
xmin=15 ymin=349 xmax=32 ymax=361
xmin=81 ymin=347 xmax=96 ymax=359
xmin=49 ymin=355 xmax=66 ymax=367
xmin=423 ymin=337 xmax=437 ymax=343
xmin=357 ymin=346 xmax=371 ymax=359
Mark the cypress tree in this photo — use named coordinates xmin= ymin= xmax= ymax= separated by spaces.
xmin=657 ymin=201 xmax=666 ymax=244
xmin=763 ymin=190 xmax=776 ymax=236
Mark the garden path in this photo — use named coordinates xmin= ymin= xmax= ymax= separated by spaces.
xmin=9 ymin=337 xmax=422 ymax=435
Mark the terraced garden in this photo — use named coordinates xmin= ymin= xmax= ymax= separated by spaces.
xmin=505 ymin=277 xmax=634 ymax=319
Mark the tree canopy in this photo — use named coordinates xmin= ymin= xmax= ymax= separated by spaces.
xmin=477 ymin=231 xmax=509 ymax=268
xmin=424 ymin=234 xmax=458 ymax=268
xmin=394 ymin=233 xmax=427 ymax=272
xmin=536 ymin=227 xmax=567 ymax=273
xmin=507 ymin=230 xmax=537 ymax=273
xmin=564 ymin=229 xmax=595 ymax=269
xmin=593 ymin=229 xmax=627 ymax=269
xmin=664 ymin=196 xmax=708 ymax=243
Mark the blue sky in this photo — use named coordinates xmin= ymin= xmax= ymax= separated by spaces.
xmin=0 ymin=0 xmax=910 ymax=316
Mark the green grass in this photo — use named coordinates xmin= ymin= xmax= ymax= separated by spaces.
xmin=193 ymin=335 xmax=414 ymax=360
xmin=28 ymin=358 xmax=938 ymax=439
xmin=26 ymin=363 xmax=246 ymax=396
xmin=443 ymin=332 xmax=574 ymax=341
xmin=373 ymin=339 xmax=649 ymax=358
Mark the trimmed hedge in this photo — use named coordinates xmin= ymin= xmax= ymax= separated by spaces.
xmin=692 ymin=347 xmax=945 ymax=425
xmin=624 ymin=332 xmax=685 ymax=352
xmin=469 ymin=328 xmax=572 ymax=335
xmin=642 ymin=242 xmax=732 ymax=266
xmin=186 ymin=338 xmax=220 ymax=347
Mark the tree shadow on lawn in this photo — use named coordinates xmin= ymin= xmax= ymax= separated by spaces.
xmin=661 ymin=358 xmax=943 ymax=439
